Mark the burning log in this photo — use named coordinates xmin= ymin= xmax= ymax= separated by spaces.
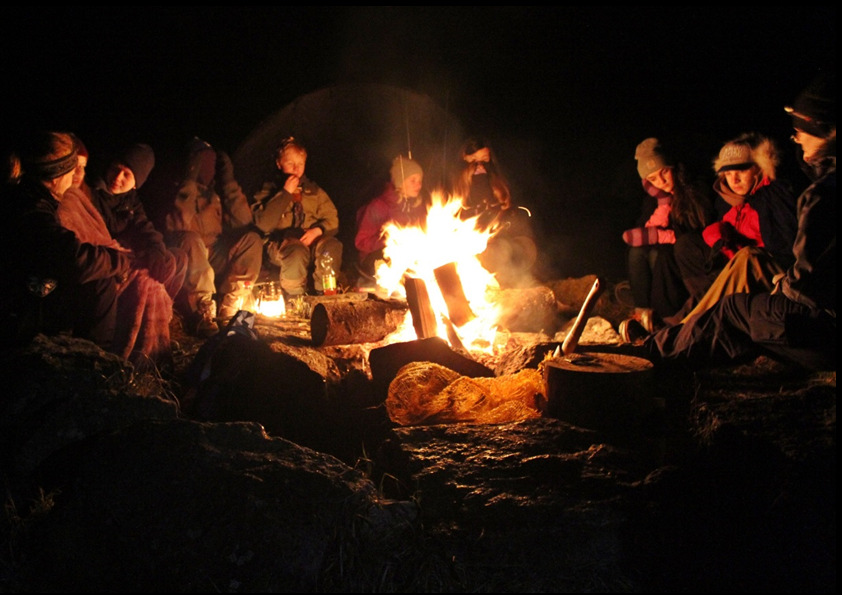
xmin=403 ymin=276 xmax=438 ymax=339
xmin=310 ymin=297 xmax=408 ymax=347
xmin=433 ymin=262 xmax=475 ymax=327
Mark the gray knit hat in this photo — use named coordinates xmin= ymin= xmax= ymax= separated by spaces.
xmin=634 ymin=138 xmax=671 ymax=178
xmin=390 ymin=155 xmax=423 ymax=188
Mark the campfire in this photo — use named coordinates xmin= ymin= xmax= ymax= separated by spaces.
xmin=251 ymin=190 xmax=561 ymax=364
xmin=372 ymin=191 xmax=505 ymax=354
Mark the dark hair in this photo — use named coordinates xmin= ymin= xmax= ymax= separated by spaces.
xmin=451 ymin=137 xmax=511 ymax=209
xmin=670 ymin=163 xmax=714 ymax=231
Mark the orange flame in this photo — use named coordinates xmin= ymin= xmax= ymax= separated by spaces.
xmin=375 ymin=191 xmax=504 ymax=352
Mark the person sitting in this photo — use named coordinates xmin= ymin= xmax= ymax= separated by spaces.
xmin=58 ymin=135 xmax=175 ymax=368
xmin=642 ymin=73 xmax=836 ymax=372
xmin=662 ymin=132 xmax=799 ymax=324
xmin=68 ymin=134 xmax=94 ymax=201
xmin=619 ymin=138 xmax=715 ymax=337
xmin=2 ymin=131 xmax=130 ymax=351
xmin=451 ymin=136 xmax=536 ymax=288
xmin=89 ymin=142 xmax=187 ymax=302
xmin=251 ymin=137 xmax=343 ymax=298
xmin=354 ymin=154 xmax=429 ymax=283
xmin=161 ymin=137 xmax=263 ymax=336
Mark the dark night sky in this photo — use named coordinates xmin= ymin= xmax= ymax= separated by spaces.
xmin=3 ymin=6 xmax=836 ymax=280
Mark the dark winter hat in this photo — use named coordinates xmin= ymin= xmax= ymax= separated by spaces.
xmin=635 ymin=138 xmax=672 ymax=178
xmin=116 ymin=143 xmax=155 ymax=188
xmin=785 ymin=73 xmax=836 ymax=139
xmin=390 ymin=155 xmax=423 ymax=188
xmin=186 ymin=137 xmax=216 ymax=187
xmin=19 ymin=131 xmax=78 ymax=180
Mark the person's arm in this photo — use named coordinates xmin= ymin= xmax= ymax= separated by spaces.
xmin=215 ymin=151 xmax=254 ymax=229
xmin=310 ymin=187 xmax=340 ymax=238
xmin=27 ymin=208 xmax=130 ymax=286
xmin=354 ymin=201 xmax=386 ymax=256
xmin=780 ymin=180 xmax=835 ymax=310
xmin=251 ymin=183 xmax=292 ymax=234
xmin=757 ymin=183 xmax=799 ymax=267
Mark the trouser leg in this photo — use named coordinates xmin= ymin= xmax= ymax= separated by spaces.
xmin=212 ymin=229 xmax=264 ymax=319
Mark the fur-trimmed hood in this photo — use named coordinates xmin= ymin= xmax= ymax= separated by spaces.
xmin=713 ymin=132 xmax=779 ymax=180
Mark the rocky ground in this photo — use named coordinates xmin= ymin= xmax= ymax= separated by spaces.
xmin=1 ymin=279 xmax=835 ymax=592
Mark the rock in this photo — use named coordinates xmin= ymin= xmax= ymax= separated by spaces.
xmin=0 ymin=278 xmax=835 ymax=592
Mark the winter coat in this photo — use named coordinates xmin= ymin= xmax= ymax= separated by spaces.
xmin=779 ymin=142 xmax=836 ymax=313
xmin=10 ymin=178 xmax=130 ymax=288
xmin=705 ymin=177 xmax=797 ymax=268
xmin=165 ymin=177 xmax=254 ymax=249
xmin=90 ymin=181 xmax=174 ymax=280
xmin=251 ymin=174 xmax=339 ymax=239
xmin=355 ymin=182 xmax=428 ymax=261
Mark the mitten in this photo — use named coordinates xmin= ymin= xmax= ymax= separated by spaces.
xmin=622 ymin=226 xmax=660 ymax=247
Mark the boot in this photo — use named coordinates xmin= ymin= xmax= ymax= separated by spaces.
xmin=217 ymin=292 xmax=242 ymax=326
xmin=192 ymin=296 xmax=219 ymax=338
xmin=635 ymin=307 xmax=654 ymax=333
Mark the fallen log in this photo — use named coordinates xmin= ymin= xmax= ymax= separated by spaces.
xmin=310 ymin=297 xmax=408 ymax=346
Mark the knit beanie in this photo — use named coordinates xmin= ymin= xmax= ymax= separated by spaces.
xmin=19 ymin=131 xmax=78 ymax=181
xmin=786 ymin=73 xmax=836 ymax=139
xmin=390 ymin=155 xmax=423 ymax=188
xmin=116 ymin=143 xmax=155 ymax=188
xmin=713 ymin=141 xmax=754 ymax=173
xmin=634 ymin=138 xmax=671 ymax=178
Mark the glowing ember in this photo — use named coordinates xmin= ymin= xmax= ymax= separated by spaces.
xmin=375 ymin=191 xmax=504 ymax=353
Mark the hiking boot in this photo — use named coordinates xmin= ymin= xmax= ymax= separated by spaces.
xmin=619 ymin=318 xmax=649 ymax=345
xmin=218 ymin=292 xmax=242 ymax=326
xmin=192 ymin=297 xmax=219 ymax=338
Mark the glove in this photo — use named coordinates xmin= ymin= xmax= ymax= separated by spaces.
xmin=216 ymin=150 xmax=235 ymax=186
xmin=719 ymin=221 xmax=737 ymax=249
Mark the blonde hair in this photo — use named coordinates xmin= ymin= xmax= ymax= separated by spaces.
xmin=276 ymin=136 xmax=307 ymax=161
